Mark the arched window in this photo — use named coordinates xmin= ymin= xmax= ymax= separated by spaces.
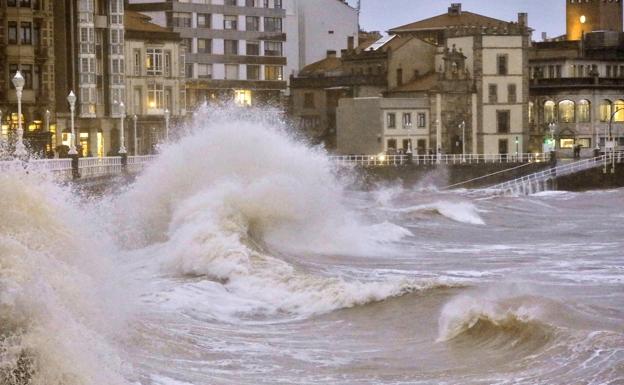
xmin=614 ymin=100 xmax=624 ymax=122
xmin=600 ymin=99 xmax=612 ymax=122
xmin=558 ymin=100 xmax=575 ymax=123
xmin=544 ymin=100 xmax=556 ymax=123
xmin=577 ymin=99 xmax=591 ymax=123
xmin=528 ymin=101 xmax=535 ymax=124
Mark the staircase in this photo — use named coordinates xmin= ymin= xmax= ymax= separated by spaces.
xmin=487 ymin=153 xmax=622 ymax=195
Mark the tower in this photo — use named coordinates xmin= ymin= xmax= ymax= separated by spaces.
xmin=566 ymin=0 xmax=624 ymax=41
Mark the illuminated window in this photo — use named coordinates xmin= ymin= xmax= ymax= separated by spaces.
xmin=559 ymin=138 xmax=575 ymax=149
xmin=234 ymin=90 xmax=252 ymax=106
xmin=600 ymin=99 xmax=612 ymax=122
xmin=577 ymin=100 xmax=590 ymax=123
xmin=558 ymin=100 xmax=575 ymax=123
xmin=146 ymin=48 xmax=163 ymax=76
xmin=147 ymin=84 xmax=164 ymax=109
xmin=528 ymin=101 xmax=534 ymax=123
xmin=544 ymin=101 xmax=556 ymax=123
xmin=615 ymin=100 xmax=624 ymax=122
xmin=264 ymin=65 xmax=282 ymax=81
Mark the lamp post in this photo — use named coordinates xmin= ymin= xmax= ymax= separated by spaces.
xmin=164 ymin=108 xmax=170 ymax=141
xmin=12 ymin=71 xmax=27 ymax=159
xmin=119 ymin=102 xmax=127 ymax=154
xmin=133 ymin=114 xmax=138 ymax=156
xmin=67 ymin=91 xmax=78 ymax=155
xmin=459 ymin=120 xmax=466 ymax=162
xmin=607 ymin=107 xmax=624 ymax=173
xmin=515 ymin=136 xmax=519 ymax=160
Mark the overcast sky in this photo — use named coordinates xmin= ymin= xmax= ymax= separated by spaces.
xmin=347 ymin=1 xmax=566 ymax=41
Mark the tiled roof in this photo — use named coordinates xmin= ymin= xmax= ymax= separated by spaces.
xmin=390 ymin=11 xmax=511 ymax=33
xmin=299 ymin=57 xmax=344 ymax=76
xmin=124 ymin=10 xmax=172 ymax=34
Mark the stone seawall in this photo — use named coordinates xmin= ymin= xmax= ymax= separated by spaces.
xmin=556 ymin=165 xmax=624 ymax=191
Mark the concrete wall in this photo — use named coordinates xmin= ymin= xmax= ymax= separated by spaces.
xmin=337 ymin=97 xmax=384 ymax=155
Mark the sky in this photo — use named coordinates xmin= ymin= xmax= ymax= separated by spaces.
xmin=347 ymin=1 xmax=566 ymax=41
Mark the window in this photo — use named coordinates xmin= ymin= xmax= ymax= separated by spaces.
xmin=225 ymin=64 xmax=239 ymax=80
xmin=181 ymin=38 xmax=192 ymax=52
xmin=21 ymin=65 xmax=32 ymax=89
xmin=171 ymin=12 xmax=191 ymax=28
xmin=402 ymin=139 xmax=411 ymax=152
xmin=245 ymin=0 xmax=255 ymax=6
xmin=133 ymin=49 xmax=141 ymax=75
xmin=246 ymin=16 xmax=259 ymax=31
xmin=7 ymin=0 xmax=17 ymax=6
xmin=146 ymin=48 xmax=163 ymax=76
xmin=496 ymin=110 xmax=510 ymax=133
xmin=387 ymin=113 xmax=396 ymax=129
xmin=577 ymin=100 xmax=590 ymax=123
xmin=164 ymin=51 xmax=172 ymax=77
xmin=8 ymin=64 xmax=18 ymax=89
xmin=402 ymin=113 xmax=412 ymax=128
xmin=387 ymin=139 xmax=397 ymax=150
xmin=264 ymin=17 xmax=282 ymax=32
xmin=33 ymin=24 xmax=40 ymax=46
xmin=8 ymin=22 xmax=17 ymax=44
xmin=20 ymin=0 xmax=30 ymax=7
xmin=246 ymin=41 xmax=260 ymax=56
xmin=303 ymin=93 xmax=315 ymax=108
xmin=396 ymin=68 xmax=403 ymax=86
xmin=497 ymin=54 xmax=508 ymax=75
xmin=508 ymin=84 xmax=517 ymax=103
xmin=417 ymin=113 xmax=426 ymax=128
xmin=544 ymin=101 xmax=556 ymax=123
xmin=264 ymin=65 xmax=282 ymax=80
xmin=197 ymin=39 xmax=212 ymax=53
xmin=264 ymin=41 xmax=282 ymax=56
xmin=197 ymin=13 xmax=211 ymax=28
xmin=224 ymin=40 xmax=238 ymax=55
xmin=263 ymin=0 xmax=269 ymax=7
xmin=133 ymin=87 xmax=142 ymax=115
xmin=528 ymin=101 xmax=535 ymax=124
xmin=274 ymin=0 xmax=282 ymax=8
xmin=225 ymin=0 xmax=237 ymax=5
xmin=556 ymin=65 xmax=562 ymax=78
xmin=558 ymin=100 xmax=575 ymax=123
xmin=197 ymin=64 xmax=212 ymax=79
xmin=599 ymin=100 xmax=612 ymax=122
xmin=247 ymin=65 xmax=260 ymax=80
xmin=20 ymin=22 xmax=31 ymax=44
xmin=488 ymin=84 xmax=498 ymax=103
xmin=147 ymin=84 xmax=164 ymax=109
xmin=615 ymin=100 xmax=624 ymax=122
xmin=224 ymin=15 xmax=238 ymax=30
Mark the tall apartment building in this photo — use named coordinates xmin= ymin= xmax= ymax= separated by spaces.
xmin=0 ymin=0 xmax=56 ymax=155
xmin=54 ymin=0 xmax=126 ymax=156
xmin=124 ymin=10 xmax=186 ymax=154
xmin=128 ymin=0 xmax=287 ymax=109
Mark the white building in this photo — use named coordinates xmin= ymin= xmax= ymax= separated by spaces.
xmin=284 ymin=0 xmax=358 ymax=80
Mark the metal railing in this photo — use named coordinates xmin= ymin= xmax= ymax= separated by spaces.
xmin=78 ymin=157 xmax=123 ymax=179
xmin=487 ymin=151 xmax=624 ymax=195
xmin=331 ymin=153 xmax=549 ymax=167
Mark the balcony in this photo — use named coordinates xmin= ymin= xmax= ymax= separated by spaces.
xmin=530 ymin=77 xmax=624 ymax=89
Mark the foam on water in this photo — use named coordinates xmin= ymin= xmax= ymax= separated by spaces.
xmin=396 ymin=201 xmax=485 ymax=225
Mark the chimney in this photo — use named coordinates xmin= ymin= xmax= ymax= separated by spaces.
xmin=448 ymin=3 xmax=462 ymax=16
xmin=518 ymin=12 xmax=528 ymax=27
xmin=327 ymin=50 xmax=337 ymax=58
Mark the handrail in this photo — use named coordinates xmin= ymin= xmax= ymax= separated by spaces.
xmin=331 ymin=153 xmax=548 ymax=167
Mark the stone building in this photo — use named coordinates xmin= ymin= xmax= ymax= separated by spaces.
xmin=54 ymin=0 xmax=127 ymax=157
xmin=0 ymin=0 xmax=55 ymax=156
xmin=127 ymin=0 xmax=288 ymax=109
xmin=334 ymin=3 xmax=532 ymax=156
xmin=124 ymin=10 xmax=186 ymax=154
xmin=566 ymin=0 xmax=622 ymax=41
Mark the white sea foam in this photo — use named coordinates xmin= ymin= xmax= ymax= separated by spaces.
xmin=397 ymin=201 xmax=485 ymax=225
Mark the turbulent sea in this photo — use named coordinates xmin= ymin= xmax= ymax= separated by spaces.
xmin=1 ymin=106 xmax=623 ymax=385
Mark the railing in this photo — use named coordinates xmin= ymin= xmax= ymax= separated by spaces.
xmin=487 ymin=151 xmax=624 ymax=195
xmin=0 ymin=155 xmax=154 ymax=181
xmin=331 ymin=153 xmax=549 ymax=167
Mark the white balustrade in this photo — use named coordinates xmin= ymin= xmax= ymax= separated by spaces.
xmin=330 ymin=153 xmax=549 ymax=167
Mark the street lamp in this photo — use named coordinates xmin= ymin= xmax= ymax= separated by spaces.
xmin=515 ymin=136 xmax=519 ymax=159
xmin=119 ymin=102 xmax=127 ymax=154
xmin=12 ymin=71 xmax=27 ymax=159
xmin=67 ymin=91 xmax=78 ymax=155
xmin=459 ymin=120 xmax=466 ymax=161
xmin=164 ymin=108 xmax=170 ymax=141
xmin=606 ymin=107 xmax=624 ymax=173
xmin=133 ymin=114 xmax=138 ymax=156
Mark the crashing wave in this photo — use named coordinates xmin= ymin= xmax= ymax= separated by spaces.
xmin=395 ymin=201 xmax=485 ymax=225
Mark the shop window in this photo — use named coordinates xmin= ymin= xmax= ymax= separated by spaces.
xmin=544 ymin=100 xmax=556 ymax=123
xmin=558 ymin=100 xmax=575 ymax=123
xmin=577 ymin=100 xmax=591 ymax=123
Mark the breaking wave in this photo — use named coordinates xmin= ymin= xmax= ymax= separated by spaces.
xmin=0 ymin=169 xmax=130 ymax=385
xmin=396 ymin=201 xmax=485 ymax=225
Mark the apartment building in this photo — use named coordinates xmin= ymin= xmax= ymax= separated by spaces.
xmin=0 ymin=0 xmax=55 ymax=156
xmin=54 ymin=0 xmax=126 ymax=156
xmin=128 ymin=0 xmax=287 ymax=108
xmin=124 ymin=10 xmax=186 ymax=154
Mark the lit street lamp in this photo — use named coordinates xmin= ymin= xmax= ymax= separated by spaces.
xmin=67 ymin=91 xmax=78 ymax=155
xmin=119 ymin=102 xmax=127 ymax=154
xmin=164 ymin=108 xmax=170 ymax=141
xmin=133 ymin=114 xmax=138 ymax=156
xmin=515 ymin=136 xmax=519 ymax=159
xmin=12 ymin=71 xmax=27 ymax=159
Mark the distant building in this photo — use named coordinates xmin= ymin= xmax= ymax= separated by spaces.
xmin=124 ymin=10 xmax=186 ymax=154
xmin=54 ymin=0 xmax=126 ymax=157
xmin=566 ymin=0 xmax=623 ymax=41
xmin=283 ymin=0 xmax=358 ymax=82
xmin=127 ymin=0 xmax=288 ymax=109
xmin=0 ymin=0 xmax=56 ymax=156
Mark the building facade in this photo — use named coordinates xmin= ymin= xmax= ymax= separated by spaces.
xmin=124 ymin=10 xmax=186 ymax=154
xmin=54 ymin=0 xmax=127 ymax=157
xmin=0 ymin=0 xmax=55 ymax=156
xmin=128 ymin=0 xmax=288 ymax=109
xmin=566 ymin=0 xmax=623 ymax=41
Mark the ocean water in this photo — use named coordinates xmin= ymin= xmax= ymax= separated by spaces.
xmin=1 ymin=106 xmax=623 ymax=385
